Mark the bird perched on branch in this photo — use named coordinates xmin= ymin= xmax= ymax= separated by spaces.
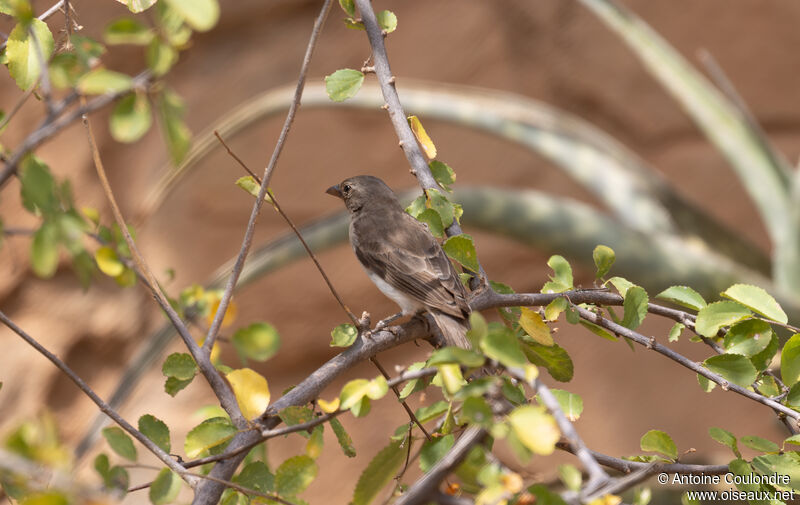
xmin=327 ymin=175 xmax=471 ymax=348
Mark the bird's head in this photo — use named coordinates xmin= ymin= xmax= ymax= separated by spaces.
xmin=326 ymin=175 xmax=399 ymax=213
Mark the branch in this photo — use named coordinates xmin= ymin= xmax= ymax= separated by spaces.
xmin=191 ymin=306 xmax=425 ymax=505
xmin=556 ymin=442 xmax=729 ymax=476
xmin=352 ymin=0 xmax=486 ymax=285
xmin=81 ymin=102 xmax=245 ymax=425
xmin=202 ymin=0 xmax=334 ymax=352
xmin=393 ymin=426 xmax=487 ymax=505
xmin=0 ymin=72 xmax=151 ymax=188
xmin=0 ymin=311 xmax=195 ymax=486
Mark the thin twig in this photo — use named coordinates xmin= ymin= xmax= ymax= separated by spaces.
xmin=202 ymin=0 xmax=334 ymax=353
xmin=370 ymin=356 xmax=432 ymax=441
xmin=0 ymin=79 xmax=39 ymax=132
xmin=0 ymin=72 xmax=150 ymax=188
xmin=0 ymin=311 xmax=195 ymax=486
xmin=80 ymin=99 xmax=245 ymax=426
xmin=352 ymin=0 xmax=487 ymax=287
xmin=213 ymin=130 xmax=359 ymax=326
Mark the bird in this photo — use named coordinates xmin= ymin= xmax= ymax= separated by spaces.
xmin=326 ymin=175 xmax=472 ymax=348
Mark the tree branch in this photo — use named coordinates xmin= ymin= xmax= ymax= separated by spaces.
xmin=0 ymin=311 xmax=195 ymax=486
xmin=202 ymin=0 xmax=334 ymax=352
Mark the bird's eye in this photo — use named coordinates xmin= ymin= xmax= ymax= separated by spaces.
xmin=342 ymin=184 xmax=352 ymax=193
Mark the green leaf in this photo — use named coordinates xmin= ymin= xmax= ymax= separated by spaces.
xmin=786 ymin=382 xmax=800 ymax=408
xmin=415 ymin=208 xmax=444 ymax=238
xmin=104 ymin=18 xmax=153 ymax=45
xmin=352 ymin=439 xmax=405 ymax=505
xmin=163 ymin=0 xmax=219 ymax=31
xmin=545 ymin=389 xmax=583 ymax=422
xmin=480 ymin=325 xmax=527 ymax=369
xmin=102 ymin=427 xmax=137 ymax=461
xmin=435 ymin=364 xmax=465 ymax=395
xmin=419 ymin=434 xmax=454 ymax=473
xmin=558 ymin=464 xmax=582 ymax=492
xmin=6 ymin=19 xmax=54 ymax=90
xmin=162 ymin=352 xmax=196 ymax=380
xmin=234 ymin=461 xmax=274 ymax=493
xmin=751 ymin=453 xmax=800 ymax=490
xmin=338 ymin=0 xmax=355 ymax=17
xmin=544 ymin=297 xmax=568 ymax=321
xmin=77 ymin=69 xmax=133 ymax=95
xmin=278 ymin=406 xmax=313 ymax=434
xmin=784 ymin=434 xmax=800 ymax=448
xmin=782 ymin=333 xmax=800 ymax=387
xmin=427 ymin=346 xmax=485 ymax=368
xmin=751 ymin=330 xmax=779 ymax=372
xmin=521 ymin=342 xmax=573 ymax=382
xmin=429 ymin=160 xmax=455 ymax=191
xmin=709 ymin=427 xmax=739 ymax=457
xmin=149 ymin=469 xmax=181 ymax=505
xmin=466 ymin=311 xmax=489 ymax=348
xmin=607 ymin=276 xmax=635 ymax=297
xmin=126 ymin=0 xmax=158 ymax=13
xmin=415 ymin=400 xmax=449 ymax=423
xmin=20 ymin=155 xmax=55 ymax=214
xmin=146 ymin=38 xmax=177 ymax=76
xmin=330 ymin=323 xmax=358 ymax=347
xmin=330 ymin=418 xmax=356 ymax=458
xmin=164 ymin=376 xmax=193 ymax=396
xmin=324 ymin=69 xmax=365 ymax=102
xmin=340 ymin=377 xmax=387 ymax=411
xmin=695 ymin=301 xmax=751 ymax=337
xmin=461 ymin=396 xmax=493 ymax=426
xmin=655 ymin=286 xmax=707 ymax=311
xmin=157 ymin=87 xmax=191 ymax=164
xmin=668 ymin=322 xmax=684 ymax=342
xmin=528 ymin=485 xmax=568 ymax=505
xmin=232 ymin=322 xmax=280 ymax=361
xmin=704 ymin=354 xmax=757 ymax=387
xmin=398 ymin=361 xmax=428 ymax=399
xmin=696 ymin=373 xmax=715 ymax=393
xmin=592 ymin=245 xmax=615 ymax=279
xmin=426 ymin=188 xmax=454 ymax=228
xmin=541 ymin=255 xmax=573 ymax=293
xmin=508 ymin=406 xmax=560 ymax=455
xmin=275 ymin=455 xmax=317 ymax=497
xmin=31 ymin=222 xmax=58 ymax=278
xmin=723 ymin=319 xmax=773 ymax=357
xmin=622 ymin=285 xmax=648 ymax=330
xmin=376 ymin=10 xmax=397 ymax=33
xmin=184 ymin=417 xmax=236 ymax=458
xmin=442 ymin=234 xmax=479 ymax=272
xmin=722 ymin=284 xmax=787 ymax=323
xmin=138 ymin=414 xmax=170 ymax=453
xmin=640 ymin=429 xmax=677 ymax=460
xmin=740 ymin=435 xmax=779 ymax=453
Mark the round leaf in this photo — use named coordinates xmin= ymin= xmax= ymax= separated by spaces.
xmin=704 ymin=354 xmax=757 ymax=387
xmin=184 ymin=417 xmax=236 ymax=458
xmin=275 ymin=455 xmax=317 ymax=497
xmin=330 ymin=323 xmax=357 ymax=347
xmin=232 ymin=322 xmax=280 ymax=361
xmin=640 ymin=429 xmax=677 ymax=460
xmin=376 ymin=10 xmax=397 ymax=33
xmin=226 ymin=368 xmax=270 ymax=420
xmin=95 ymin=246 xmax=125 ymax=276
xmin=324 ymin=69 xmax=364 ymax=102
xmin=110 ymin=92 xmax=152 ymax=143
xmin=442 ymin=234 xmax=479 ymax=273
xmin=163 ymin=0 xmax=220 ymax=31
xmin=6 ymin=19 xmax=55 ymax=90
xmin=723 ymin=319 xmax=773 ymax=357
xmin=138 ymin=414 xmax=171 ymax=453
xmin=519 ymin=307 xmax=553 ymax=346
xmin=162 ymin=353 xmax=196 ymax=380
xmin=695 ymin=301 xmax=751 ymax=338
xmin=722 ymin=284 xmax=787 ymax=323
xmin=592 ymin=245 xmax=615 ymax=279
xmin=149 ymin=469 xmax=181 ymax=505
xmin=102 ymin=427 xmax=137 ymax=461
xmin=77 ymin=69 xmax=133 ymax=95
xmin=655 ymin=286 xmax=707 ymax=311
xmin=507 ymin=406 xmax=559 ymax=455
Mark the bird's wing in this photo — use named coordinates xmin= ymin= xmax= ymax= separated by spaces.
xmin=354 ymin=212 xmax=469 ymax=319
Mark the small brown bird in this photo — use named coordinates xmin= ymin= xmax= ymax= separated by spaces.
xmin=327 ymin=175 xmax=471 ymax=348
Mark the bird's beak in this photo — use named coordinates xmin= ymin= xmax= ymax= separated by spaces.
xmin=326 ymin=184 xmax=343 ymax=199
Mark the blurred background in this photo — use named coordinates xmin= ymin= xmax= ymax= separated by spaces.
xmin=2 ymin=0 xmax=800 ymax=502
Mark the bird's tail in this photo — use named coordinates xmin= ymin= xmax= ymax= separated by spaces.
xmin=429 ymin=311 xmax=471 ymax=349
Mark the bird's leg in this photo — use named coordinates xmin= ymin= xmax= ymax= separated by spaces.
xmin=373 ymin=311 xmax=405 ymax=332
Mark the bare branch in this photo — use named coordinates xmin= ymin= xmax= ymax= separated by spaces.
xmin=0 ymin=311 xmax=195 ymax=486
xmin=80 ymin=101 xmax=245 ymax=425
xmin=203 ymin=0 xmax=334 ymax=352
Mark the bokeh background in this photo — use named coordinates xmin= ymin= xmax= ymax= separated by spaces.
xmin=2 ymin=0 xmax=800 ymax=502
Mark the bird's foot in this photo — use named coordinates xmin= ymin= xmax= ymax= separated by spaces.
xmin=363 ymin=312 xmax=404 ymax=339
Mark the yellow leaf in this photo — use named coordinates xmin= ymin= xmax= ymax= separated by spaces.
xmin=588 ymin=495 xmax=622 ymax=505
xmin=501 ymin=472 xmax=523 ymax=493
xmin=519 ymin=308 xmax=553 ymax=346
xmin=524 ymin=364 xmax=539 ymax=383
xmin=508 ymin=406 xmax=560 ymax=455
xmin=207 ymin=295 xmax=237 ymax=328
xmin=95 ymin=246 xmax=125 ymax=277
xmin=318 ymin=397 xmax=340 ymax=413
xmin=408 ymin=115 xmax=437 ymax=159
xmin=226 ymin=368 xmax=270 ymax=420
xmin=209 ymin=342 xmax=221 ymax=364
